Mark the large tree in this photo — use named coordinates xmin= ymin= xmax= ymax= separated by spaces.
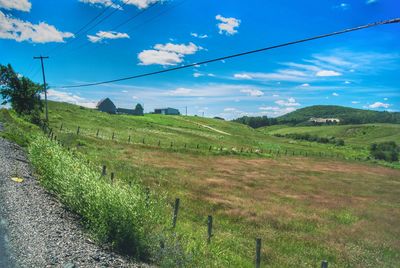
xmin=0 ymin=64 xmax=43 ymax=121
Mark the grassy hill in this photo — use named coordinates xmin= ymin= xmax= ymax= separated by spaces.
xmin=1 ymin=102 xmax=400 ymax=267
xmin=276 ymin=105 xmax=400 ymax=125
xmin=262 ymin=124 xmax=400 ymax=148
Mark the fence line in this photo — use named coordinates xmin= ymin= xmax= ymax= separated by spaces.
xmin=52 ymin=123 xmax=365 ymax=161
xmin=42 ymin=125 xmax=334 ymax=267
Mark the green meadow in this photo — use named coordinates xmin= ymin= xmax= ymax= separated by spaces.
xmin=1 ymin=102 xmax=400 ymax=267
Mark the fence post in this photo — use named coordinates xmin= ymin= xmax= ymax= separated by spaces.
xmin=60 ymin=123 xmax=63 ymax=131
xmin=145 ymin=187 xmax=150 ymax=207
xmin=170 ymin=142 xmax=173 ymax=148
xmin=110 ymin=172 xmax=114 ymax=184
xmin=172 ymin=198 xmax=180 ymax=228
xmin=76 ymin=126 xmax=80 ymax=135
xmin=128 ymin=135 xmax=131 ymax=143
xmin=321 ymin=260 xmax=328 ymax=268
xmin=185 ymin=143 xmax=187 ymax=149
xmin=207 ymin=215 xmax=213 ymax=244
xmin=142 ymin=138 xmax=145 ymax=144
xmin=102 ymin=165 xmax=106 ymax=176
xmin=96 ymin=129 xmax=99 ymax=137
xmin=112 ymin=132 xmax=115 ymax=140
xmin=209 ymin=145 xmax=212 ymax=151
xmin=197 ymin=144 xmax=199 ymax=149
xmin=158 ymin=140 xmax=161 ymax=147
xmin=255 ymin=238 xmax=261 ymax=268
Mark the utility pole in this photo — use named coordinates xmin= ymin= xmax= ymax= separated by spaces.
xmin=34 ymin=56 xmax=49 ymax=123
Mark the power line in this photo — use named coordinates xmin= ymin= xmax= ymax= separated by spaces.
xmin=56 ymin=18 xmax=400 ymax=89
xmin=49 ymin=1 xmax=116 ymax=56
xmin=66 ymin=1 xmax=161 ymax=54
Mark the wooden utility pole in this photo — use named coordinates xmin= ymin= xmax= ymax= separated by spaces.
xmin=34 ymin=56 xmax=49 ymax=122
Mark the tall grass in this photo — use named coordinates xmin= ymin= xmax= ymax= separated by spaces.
xmin=29 ymin=135 xmax=168 ymax=260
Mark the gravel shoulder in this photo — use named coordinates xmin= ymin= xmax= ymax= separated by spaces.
xmin=0 ymin=136 xmax=146 ymax=267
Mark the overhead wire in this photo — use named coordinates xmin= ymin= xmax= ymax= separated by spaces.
xmin=55 ymin=18 xmax=400 ymax=89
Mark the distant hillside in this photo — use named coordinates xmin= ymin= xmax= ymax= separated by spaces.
xmin=276 ymin=105 xmax=400 ymax=125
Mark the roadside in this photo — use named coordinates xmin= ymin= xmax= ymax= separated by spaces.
xmin=0 ymin=135 xmax=145 ymax=267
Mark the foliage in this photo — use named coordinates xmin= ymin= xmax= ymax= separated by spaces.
xmin=370 ymin=141 xmax=399 ymax=162
xmin=232 ymin=115 xmax=277 ymax=128
xmin=134 ymin=103 xmax=144 ymax=116
xmin=274 ymin=133 xmax=345 ymax=146
xmin=0 ymin=64 xmax=43 ymax=124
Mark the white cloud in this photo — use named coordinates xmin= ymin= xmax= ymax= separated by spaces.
xmin=240 ymin=88 xmax=264 ymax=97
xmin=0 ymin=0 xmax=31 ymax=11
xmin=366 ymin=0 xmax=377 ymax=4
xmin=45 ymin=89 xmax=97 ymax=108
xmin=132 ymin=96 xmax=139 ymax=99
xmin=125 ymin=0 xmax=160 ymax=9
xmin=167 ymin=87 xmax=193 ymax=96
xmin=138 ymin=42 xmax=201 ymax=66
xmin=234 ymin=73 xmax=253 ymax=79
xmin=216 ymin=14 xmax=240 ymax=35
xmin=193 ymin=72 xmax=203 ymax=78
xmin=383 ymin=97 xmax=388 ymax=101
xmin=335 ymin=3 xmax=350 ymax=10
xmin=0 ymin=11 xmax=74 ymax=43
xmin=87 ymin=30 xmax=129 ymax=43
xmin=191 ymin=32 xmax=208 ymax=39
xmin=332 ymin=92 xmax=339 ymax=96
xmin=351 ymin=101 xmax=360 ymax=104
xmin=300 ymin=83 xmax=310 ymax=87
xmin=368 ymin=102 xmax=390 ymax=109
xmin=79 ymin=0 xmax=122 ymax=9
xmin=275 ymin=97 xmax=300 ymax=107
xmin=121 ymin=90 xmax=128 ymax=93
xmin=224 ymin=107 xmax=236 ymax=112
xmin=344 ymin=80 xmax=351 ymax=84
xmin=258 ymin=106 xmax=297 ymax=116
xmin=316 ymin=70 xmax=342 ymax=77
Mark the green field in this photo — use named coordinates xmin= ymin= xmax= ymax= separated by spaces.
xmin=262 ymin=124 xmax=400 ymax=148
xmin=1 ymin=102 xmax=400 ymax=267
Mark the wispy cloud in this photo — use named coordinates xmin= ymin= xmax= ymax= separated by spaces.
xmin=275 ymin=97 xmax=300 ymax=107
xmin=79 ymin=0 xmax=122 ymax=9
xmin=240 ymin=88 xmax=264 ymax=97
xmin=191 ymin=32 xmax=208 ymax=39
xmin=367 ymin=102 xmax=390 ymax=109
xmin=45 ymin=89 xmax=97 ymax=108
xmin=87 ymin=31 xmax=129 ymax=43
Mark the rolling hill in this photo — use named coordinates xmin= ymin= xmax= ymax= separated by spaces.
xmin=276 ymin=105 xmax=400 ymax=125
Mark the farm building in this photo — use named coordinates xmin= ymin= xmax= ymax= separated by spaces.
xmin=154 ymin=107 xmax=180 ymax=115
xmin=309 ymin=117 xmax=340 ymax=123
xmin=97 ymin=98 xmax=144 ymax=116
xmin=97 ymin=98 xmax=116 ymax=114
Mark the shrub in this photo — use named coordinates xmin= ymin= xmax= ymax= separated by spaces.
xmin=370 ymin=141 xmax=399 ymax=162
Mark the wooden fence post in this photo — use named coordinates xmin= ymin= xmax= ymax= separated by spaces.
xmin=112 ymin=132 xmax=115 ymax=140
xmin=184 ymin=143 xmax=187 ymax=149
xmin=207 ymin=215 xmax=213 ymax=243
xmin=209 ymin=145 xmax=212 ymax=151
xmin=96 ymin=129 xmax=99 ymax=137
xmin=197 ymin=144 xmax=199 ymax=149
xmin=76 ymin=126 xmax=80 ymax=135
xmin=170 ymin=142 xmax=173 ymax=148
xmin=60 ymin=123 xmax=63 ymax=131
xmin=158 ymin=140 xmax=161 ymax=147
xmin=128 ymin=135 xmax=131 ymax=143
xmin=110 ymin=172 xmax=115 ymax=184
xmin=142 ymin=138 xmax=145 ymax=144
xmin=321 ymin=260 xmax=328 ymax=268
xmin=102 ymin=165 xmax=106 ymax=176
xmin=255 ymin=238 xmax=261 ymax=268
xmin=172 ymin=198 xmax=180 ymax=228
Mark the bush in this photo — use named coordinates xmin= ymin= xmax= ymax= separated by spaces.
xmin=370 ymin=141 xmax=399 ymax=162
xmin=275 ymin=133 xmax=345 ymax=146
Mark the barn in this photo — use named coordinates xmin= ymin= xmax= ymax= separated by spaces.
xmin=154 ymin=107 xmax=180 ymax=115
xmin=97 ymin=98 xmax=116 ymax=114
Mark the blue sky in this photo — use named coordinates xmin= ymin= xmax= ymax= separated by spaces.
xmin=1 ymin=0 xmax=399 ymax=118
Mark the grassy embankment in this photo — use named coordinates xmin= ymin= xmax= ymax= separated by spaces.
xmin=1 ymin=103 xmax=400 ymax=267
